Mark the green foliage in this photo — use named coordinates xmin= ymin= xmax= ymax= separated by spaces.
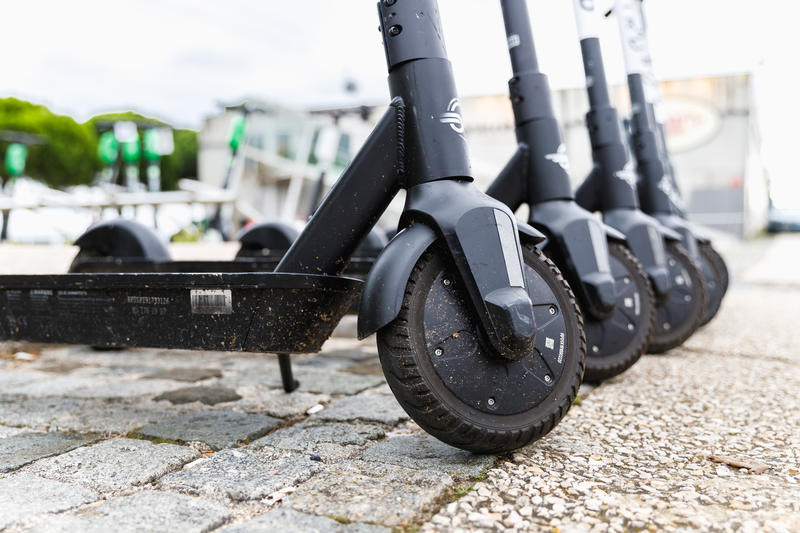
xmin=87 ymin=111 xmax=198 ymax=191
xmin=0 ymin=101 xmax=199 ymax=191
xmin=0 ymin=97 xmax=99 ymax=188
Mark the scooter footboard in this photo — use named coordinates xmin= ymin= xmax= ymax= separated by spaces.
xmin=0 ymin=273 xmax=362 ymax=353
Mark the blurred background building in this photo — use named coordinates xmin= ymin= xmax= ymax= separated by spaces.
xmin=198 ymin=73 xmax=767 ymax=239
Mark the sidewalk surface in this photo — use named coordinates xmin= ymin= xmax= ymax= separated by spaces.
xmin=0 ymin=235 xmax=798 ymax=533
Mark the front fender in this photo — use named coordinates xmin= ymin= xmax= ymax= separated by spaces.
xmin=357 ymin=223 xmax=437 ymax=340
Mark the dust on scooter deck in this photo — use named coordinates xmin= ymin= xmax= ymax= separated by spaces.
xmin=0 ymin=272 xmax=361 ymax=353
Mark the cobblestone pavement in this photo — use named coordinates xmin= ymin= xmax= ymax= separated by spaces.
xmin=1 ymin=235 xmax=799 ymax=532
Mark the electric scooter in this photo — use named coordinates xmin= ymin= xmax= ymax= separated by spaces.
xmin=569 ymin=0 xmax=708 ymax=357
xmin=0 ymin=0 xmax=585 ymax=453
xmin=613 ymin=0 xmax=713 ymax=351
xmin=625 ymin=0 xmax=729 ymax=325
xmin=486 ymin=0 xmax=654 ymax=382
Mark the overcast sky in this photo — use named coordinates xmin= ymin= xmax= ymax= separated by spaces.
xmin=0 ymin=0 xmax=797 ymax=204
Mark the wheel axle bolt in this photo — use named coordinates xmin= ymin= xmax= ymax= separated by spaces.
xmin=663 ymin=323 xmax=671 ymax=330
xmin=685 ymin=295 xmax=691 ymax=302
xmin=627 ymin=323 xmax=634 ymax=331
xmin=549 ymin=306 xmax=556 ymax=315
xmin=592 ymin=345 xmax=599 ymax=353
xmin=388 ymin=25 xmax=402 ymax=37
xmin=487 ymin=397 xmax=496 ymax=406
xmin=434 ymin=348 xmax=443 ymax=356
xmin=624 ymin=277 xmax=630 ymax=285
xmin=544 ymin=375 xmax=552 ymax=383
xmin=669 ymin=259 xmax=677 ymax=267
xmin=443 ymin=278 xmax=451 ymax=286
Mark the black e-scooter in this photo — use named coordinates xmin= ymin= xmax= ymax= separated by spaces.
xmin=568 ymin=0 xmax=706 ymax=356
xmin=622 ymin=0 xmax=729 ymax=326
xmin=0 ymin=0 xmax=585 ymax=453
xmin=612 ymin=0 xmax=711 ymax=351
xmin=486 ymin=0 xmax=653 ymax=382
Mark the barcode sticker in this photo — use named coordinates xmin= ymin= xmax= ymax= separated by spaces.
xmin=190 ymin=289 xmax=233 ymax=315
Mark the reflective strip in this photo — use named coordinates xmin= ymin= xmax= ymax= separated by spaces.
xmin=494 ymin=209 xmax=525 ymax=288
xmin=589 ymin=221 xmax=611 ymax=273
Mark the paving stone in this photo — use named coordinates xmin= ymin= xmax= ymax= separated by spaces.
xmin=29 ymin=437 xmax=200 ymax=493
xmin=38 ymin=361 xmax=86 ymax=374
xmin=137 ymin=411 xmax=282 ymax=450
xmin=159 ymin=449 xmax=322 ymax=501
xmin=221 ymin=389 xmax=330 ymax=418
xmin=64 ymin=403 xmax=183 ymax=435
xmin=5 ymin=376 xmax=182 ymax=399
xmin=0 ymin=474 xmax=98 ymax=531
xmin=312 ymin=395 xmax=409 ymax=425
xmin=143 ymin=367 xmax=223 ymax=382
xmin=261 ymin=370 xmax=385 ymax=396
xmin=294 ymin=356 xmax=356 ymax=371
xmin=284 ymin=460 xmax=452 ymax=527
xmin=222 ymin=508 xmax=390 ymax=533
xmin=28 ymin=491 xmax=230 ymax=533
xmin=319 ymin=348 xmax=379 ymax=362
xmin=153 ymin=386 xmax=242 ymax=405
xmin=0 ymin=425 xmax=33 ymax=438
xmin=251 ymin=422 xmax=384 ymax=453
xmin=0 ymin=396 xmax=92 ymax=428
xmin=0 ymin=432 xmax=99 ymax=473
xmin=343 ymin=359 xmax=384 ymax=376
xmin=362 ymin=434 xmax=495 ymax=477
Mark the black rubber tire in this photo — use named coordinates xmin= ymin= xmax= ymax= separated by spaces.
xmin=376 ymin=243 xmax=585 ymax=454
xmin=701 ymin=243 xmax=729 ymax=296
xmin=697 ymin=244 xmax=724 ymax=327
xmin=68 ymin=248 xmax=104 ymax=273
xmin=647 ymin=242 xmax=708 ymax=354
xmin=583 ymin=244 xmax=656 ymax=382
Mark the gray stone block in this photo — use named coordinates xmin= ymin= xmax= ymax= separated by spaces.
xmin=137 ymin=411 xmax=282 ymax=450
xmin=312 ymin=395 xmax=409 ymax=425
xmin=159 ymin=449 xmax=322 ymax=501
xmin=0 ymin=432 xmax=99 ymax=473
xmin=221 ymin=366 xmax=384 ymax=395
xmin=29 ymin=438 xmax=200 ymax=494
xmin=221 ymin=508 xmax=390 ymax=532
xmin=143 ymin=367 xmax=222 ymax=382
xmin=0 ymin=474 xmax=98 ymax=531
xmin=283 ymin=460 xmax=452 ymax=526
xmin=153 ymin=386 xmax=242 ymax=405
xmin=251 ymin=422 xmax=384 ymax=453
xmin=226 ymin=390 xmax=330 ymax=419
xmin=362 ymin=434 xmax=495 ymax=477
xmin=28 ymin=491 xmax=230 ymax=533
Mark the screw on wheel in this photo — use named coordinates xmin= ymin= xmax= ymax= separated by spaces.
xmin=647 ymin=242 xmax=708 ymax=354
xmin=377 ymin=243 xmax=585 ymax=453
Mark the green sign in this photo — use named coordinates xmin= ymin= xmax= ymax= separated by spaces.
xmin=97 ymin=132 xmax=119 ymax=165
xmin=122 ymin=138 xmax=141 ymax=163
xmin=228 ymin=115 xmax=246 ymax=151
xmin=143 ymin=129 xmax=161 ymax=161
xmin=5 ymin=143 xmax=27 ymax=177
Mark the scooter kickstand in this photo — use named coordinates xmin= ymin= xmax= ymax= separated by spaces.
xmin=277 ymin=353 xmax=300 ymax=393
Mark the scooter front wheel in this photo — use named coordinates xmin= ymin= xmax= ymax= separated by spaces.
xmin=697 ymin=243 xmax=728 ymax=327
xmin=377 ymin=243 xmax=585 ymax=453
xmin=647 ymin=242 xmax=708 ymax=354
xmin=583 ymin=244 xmax=656 ymax=382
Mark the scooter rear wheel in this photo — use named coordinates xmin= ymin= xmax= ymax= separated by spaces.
xmin=701 ymin=243 xmax=729 ymax=296
xmin=696 ymin=245 xmax=724 ymax=327
xmin=647 ymin=242 xmax=708 ymax=354
xmin=583 ymin=244 xmax=656 ymax=382
xmin=377 ymin=243 xmax=585 ymax=453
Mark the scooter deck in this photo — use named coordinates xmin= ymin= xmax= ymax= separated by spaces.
xmin=0 ymin=272 xmax=362 ymax=353
xmin=69 ymin=258 xmax=376 ymax=277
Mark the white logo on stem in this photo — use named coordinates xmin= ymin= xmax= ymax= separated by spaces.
xmin=439 ymin=98 xmax=465 ymax=136
xmin=658 ymin=175 xmax=686 ymax=211
xmin=614 ymin=162 xmax=637 ymax=188
xmin=545 ymin=143 xmax=570 ymax=171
